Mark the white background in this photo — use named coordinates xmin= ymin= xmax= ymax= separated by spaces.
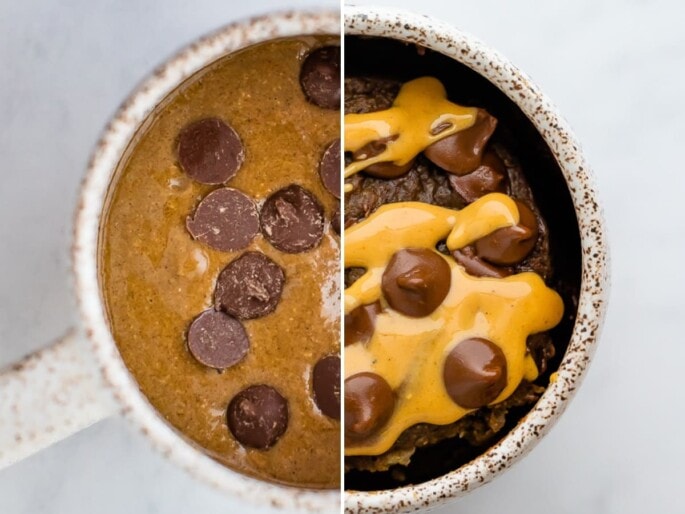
xmin=1 ymin=0 xmax=684 ymax=512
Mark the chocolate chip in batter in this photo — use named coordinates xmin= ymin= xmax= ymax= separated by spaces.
xmin=331 ymin=204 xmax=341 ymax=235
xmin=443 ymin=337 xmax=507 ymax=409
xmin=300 ymin=46 xmax=340 ymax=110
xmin=312 ymin=355 xmax=341 ymax=420
xmin=345 ymin=372 xmax=395 ymax=439
xmin=227 ymin=385 xmax=289 ymax=449
xmin=186 ymin=188 xmax=259 ymax=252
xmin=319 ymin=139 xmax=341 ymax=198
xmin=382 ymin=248 xmax=451 ymax=318
xmin=424 ymin=109 xmax=497 ymax=176
xmin=260 ymin=185 xmax=324 ymax=253
xmin=215 ymin=251 xmax=285 ymax=320
xmin=177 ymin=118 xmax=245 ymax=184
xmin=187 ymin=309 xmax=249 ymax=370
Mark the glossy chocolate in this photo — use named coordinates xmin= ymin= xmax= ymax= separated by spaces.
xmin=344 ymin=372 xmax=395 ymax=439
xmin=381 ymin=248 xmax=451 ymax=317
xmin=424 ymin=109 xmax=497 ymax=176
xmin=475 ymin=200 xmax=539 ymax=265
xmin=352 ymin=135 xmax=415 ymax=178
xmin=451 ymin=246 xmax=510 ymax=278
xmin=448 ymin=151 xmax=508 ymax=203
xmin=443 ymin=337 xmax=508 ymax=409
xmin=344 ymin=302 xmax=381 ymax=346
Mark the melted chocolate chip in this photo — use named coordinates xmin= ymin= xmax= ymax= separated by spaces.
xmin=312 ymin=355 xmax=340 ymax=420
xmin=365 ymin=159 xmax=415 ymax=179
xmin=344 ymin=302 xmax=381 ymax=346
xmin=352 ymin=135 xmax=414 ymax=179
xmin=260 ymin=185 xmax=324 ymax=253
xmin=443 ymin=337 xmax=508 ymax=409
xmin=187 ymin=309 xmax=249 ymax=370
xmin=227 ymin=385 xmax=288 ymax=449
xmin=452 ymin=246 xmax=511 ymax=278
xmin=186 ymin=188 xmax=258 ymax=252
xmin=381 ymin=249 xmax=451 ymax=317
xmin=424 ymin=109 xmax=498 ymax=175
xmin=475 ymin=200 xmax=539 ymax=265
xmin=215 ymin=251 xmax=285 ymax=319
xmin=345 ymin=372 xmax=395 ymax=439
xmin=300 ymin=46 xmax=340 ymax=110
xmin=448 ymin=151 xmax=508 ymax=203
xmin=177 ymin=118 xmax=244 ymax=184
xmin=320 ymin=139 xmax=341 ymax=199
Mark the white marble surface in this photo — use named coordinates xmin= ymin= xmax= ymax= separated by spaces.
xmin=1 ymin=0 xmax=683 ymax=512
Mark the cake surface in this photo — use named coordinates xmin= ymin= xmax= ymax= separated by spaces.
xmin=101 ymin=37 xmax=341 ymax=489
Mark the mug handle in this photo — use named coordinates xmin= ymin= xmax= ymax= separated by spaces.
xmin=0 ymin=328 xmax=118 ymax=470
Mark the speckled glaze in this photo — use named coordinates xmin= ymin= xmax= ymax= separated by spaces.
xmin=0 ymin=11 xmax=340 ymax=514
xmin=344 ymin=6 xmax=609 ymax=514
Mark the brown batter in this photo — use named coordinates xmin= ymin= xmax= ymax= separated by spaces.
xmin=100 ymin=37 xmax=340 ymax=488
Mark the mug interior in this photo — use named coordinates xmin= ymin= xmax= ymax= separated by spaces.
xmin=344 ymin=6 xmax=608 ymax=511
xmin=72 ymin=7 xmax=608 ymax=512
xmin=344 ymin=34 xmax=581 ymax=490
xmin=74 ymin=11 xmax=340 ymax=513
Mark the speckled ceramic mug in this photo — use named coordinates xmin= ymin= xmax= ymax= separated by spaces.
xmin=0 ymin=11 xmax=340 ymax=514
xmin=343 ymin=5 xmax=609 ymax=514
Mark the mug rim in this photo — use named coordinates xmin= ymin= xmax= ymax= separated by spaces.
xmin=72 ymin=10 xmax=340 ymax=513
xmin=344 ymin=5 xmax=609 ymax=512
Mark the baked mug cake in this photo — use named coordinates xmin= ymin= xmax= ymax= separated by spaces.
xmin=101 ymin=35 xmax=341 ymax=488
xmin=343 ymin=34 xmax=583 ymax=491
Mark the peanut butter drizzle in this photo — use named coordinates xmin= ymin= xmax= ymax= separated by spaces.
xmin=344 ymin=77 xmax=478 ymax=179
xmin=344 ymin=194 xmax=564 ymax=456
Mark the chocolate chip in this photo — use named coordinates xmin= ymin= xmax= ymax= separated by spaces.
xmin=215 ymin=251 xmax=285 ymax=319
xmin=312 ymin=355 xmax=340 ymax=419
xmin=345 ymin=372 xmax=395 ymax=440
xmin=319 ymin=139 xmax=341 ymax=198
xmin=452 ymin=246 xmax=511 ymax=278
xmin=300 ymin=46 xmax=340 ymax=110
xmin=352 ymin=135 xmax=414 ymax=179
xmin=260 ymin=185 xmax=324 ymax=253
xmin=345 ymin=302 xmax=381 ymax=346
xmin=227 ymin=385 xmax=289 ymax=449
xmin=474 ymin=200 xmax=539 ymax=265
xmin=443 ymin=337 xmax=507 ymax=408
xmin=381 ymin=248 xmax=451 ymax=318
xmin=331 ymin=205 xmax=341 ymax=235
xmin=177 ymin=118 xmax=245 ymax=184
xmin=186 ymin=188 xmax=259 ymax=252
xmin=424 ymin=109 xmax=497 ymax=175
xmin=448 ymin=151 xmax=508 ymax=203
xmin=187 ymin=309 xmax=249 ymax=370
xmin=365 ymin=159 xmax=415 ymax=179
